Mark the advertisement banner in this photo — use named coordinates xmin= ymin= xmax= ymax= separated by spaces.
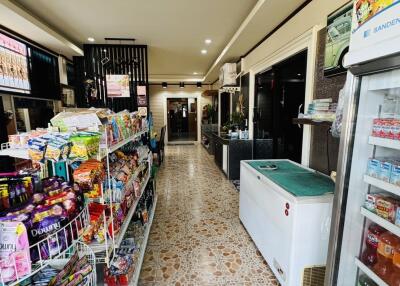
xmin=106 ymin=74 xmax=130 ymax=98
xmin=324 ymin=2 xmax=353 ymax=76
xmin=0 ymin=32 xmax=30 ymax=93
xmin=346 ymin=0 xmax=400 ymax=66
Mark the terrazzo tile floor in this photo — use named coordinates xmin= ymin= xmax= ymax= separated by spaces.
xmin=139 ymin=144 xmax=279 ymax=286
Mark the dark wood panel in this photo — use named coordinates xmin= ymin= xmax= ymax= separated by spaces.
xmin=240 ymin=73 xmax=250 ymax=120
xmin=309 ymin=29 xmax=346 ymax=175
xmin=74 ymin=44 xmax=148 ymax=113
xmin=292 ymin=118 xmax=332 ymax=126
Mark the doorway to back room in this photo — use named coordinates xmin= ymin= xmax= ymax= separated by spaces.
xmin=167 ymin=98 xmax=197 ymax=142
xmin=254 ymin=50 xmax=307 ymax=163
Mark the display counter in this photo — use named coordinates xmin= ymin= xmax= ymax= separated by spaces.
xmin=213 ymin=133 xmax=252 ymax=180
xmin=201 ymin=124 xmax=218 ymax=154
xmin=239 ymin=159 xmax=334 ymax=286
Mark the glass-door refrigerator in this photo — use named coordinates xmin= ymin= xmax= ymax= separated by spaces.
xmin=325 ymin=1 xmax=400 ymax=286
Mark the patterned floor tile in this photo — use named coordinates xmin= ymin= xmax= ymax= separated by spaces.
xmin=139 ymin=145 xmax=279 ymax=286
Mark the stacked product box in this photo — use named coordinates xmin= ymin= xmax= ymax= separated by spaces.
xmin=366 ymin=157 xmax=400 ymax=227
xmin=365 ymin=192 xmax=400 ymax=227
xmin=305 ymin=98 xmax=337 ymax=122
xmin=371 ymin=118 xmax=400 ymax=140
xmin=366 ymin=157 xmax=400 ymax=185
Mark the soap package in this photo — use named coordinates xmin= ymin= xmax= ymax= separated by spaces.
xmin=0 ymin=221 xmax=31 ymax=283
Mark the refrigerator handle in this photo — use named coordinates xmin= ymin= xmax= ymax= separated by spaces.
xmin=324 ymin=73 xmax=360 ymax=286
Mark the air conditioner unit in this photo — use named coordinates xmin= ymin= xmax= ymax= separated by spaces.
xmin=219 ymin=63 xmax=237 ymax=86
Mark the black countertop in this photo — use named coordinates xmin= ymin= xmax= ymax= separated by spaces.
xmin=212 ymin=133 xmax=251 ymax=145
xmin=212 ymin=133 xmax=253 ymax=180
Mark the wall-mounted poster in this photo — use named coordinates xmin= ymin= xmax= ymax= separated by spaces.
xmin=346 ymin=0 xmax=400 ymax=66
xmin=324 ymin=2 xmax=353 ymax=77
xmin=136 ymin=85 xmax=147 ymax=106
xmin=0 ymin=32 xmax=30 ymax=93
xmin=106 ymin=74 xmax=130 ymax=97
xmin=355 ymin=0 xmax=396 ymax=27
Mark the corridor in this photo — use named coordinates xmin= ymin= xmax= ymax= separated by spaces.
xmin=139 ymin=145 xmax=279 ymax=285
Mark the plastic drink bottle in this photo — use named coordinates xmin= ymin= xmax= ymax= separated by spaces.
xmin=361 ymin=223 xmax=386 ymax=267
xmin=389 ymin=243 xmax=400 ymax=286
xmin=373 ymin=232 xmax=400 ymax=282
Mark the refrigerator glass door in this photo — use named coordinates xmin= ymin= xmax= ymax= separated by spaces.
xmin=336 ymin=68 xmax=400 ymax=286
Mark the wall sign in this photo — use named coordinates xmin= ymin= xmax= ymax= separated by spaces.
xmin=324 ymin=2 xmax=353 ymax=77
xmin=136 ymin=85 xmax=147 ymax=106
xmin=0 ymin=32 xmax=30 ymax=93
xmin=106 ymin=74 xmax=130 ymax=98
xmin=346 ymin=0 xmax=400 ymax=66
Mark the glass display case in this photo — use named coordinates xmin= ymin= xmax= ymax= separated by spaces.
xmin=325 ymin=2 xmax=400 ymax=285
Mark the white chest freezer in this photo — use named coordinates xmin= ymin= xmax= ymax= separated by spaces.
xmin=239 ymin=159 xmax=334 ymax=286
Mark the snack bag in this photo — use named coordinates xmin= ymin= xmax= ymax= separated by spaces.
xmin=28 ymin=138 xmax=47 ymax=163
xmin=69 ymin=134 xmax=91 ymax=161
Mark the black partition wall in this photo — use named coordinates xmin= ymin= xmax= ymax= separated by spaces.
xmin=74 ymin=44 xmax=149 ymax=112
xmin=254 ymin=50 xmax=307 ymax=163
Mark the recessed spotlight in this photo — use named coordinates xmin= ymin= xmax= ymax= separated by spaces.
xmin=205 ymin=39 xmax=212 ymax=45
xmin=87 ymin=37 xmax=95 ymax=42
xmin=193 ymin=72 xmax=198 ymax=75
xmin=162 ymin=82 xmax=167 ymax=89
xmin=201 ymin=49 xmax=207 ymax=54
xmin=103 ymin=49 xmax=107 ymax=52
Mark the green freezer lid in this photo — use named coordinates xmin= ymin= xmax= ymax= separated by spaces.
xmin=247 ymin=160 xmax=335 ymax=197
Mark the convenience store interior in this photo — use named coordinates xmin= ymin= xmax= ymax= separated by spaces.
xmin=1 ymin=1 xmax=400 ymax=286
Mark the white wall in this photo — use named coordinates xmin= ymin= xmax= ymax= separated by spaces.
xmin=241 ymin=0 xmax=349 ymax=165
xmin=242 ymin=0 xmax=349 ymax=73
xmin=149 ymin=85 xmax=210 ymax=142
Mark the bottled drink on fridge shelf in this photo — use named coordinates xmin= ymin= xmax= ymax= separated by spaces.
xmin=358 ymin=274 xmax=378 ymax=286
xmin=389 ymin=244 xmax=400 ymax=286
xmin=373 ymin=232 xmax=400 ymax=282
xmin=361 ymin=223 xmax=387 ymax=267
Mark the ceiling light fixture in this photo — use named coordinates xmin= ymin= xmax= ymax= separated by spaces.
xmin=205 ymin=39 xmax=212 ymax=45
xmin=196 ymin=82 xmax=202 ymax=88
xmin=201 ymin=49 xmax=207 ymax=55
xmin=162 ymin=82 xmax=167 ymax=89
xmin=88 ymin=37 xmax=95 ymax=42
xmin=193 ymin=72 xmax=198 ymax=75
xmin=179 ymin=82 xmax=185 ymax=88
